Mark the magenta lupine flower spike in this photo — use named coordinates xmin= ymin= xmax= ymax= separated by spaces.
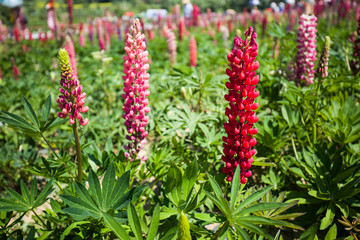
xmin=296 ymin=14 xmax=317 ymax=85
xmin=122 ymin=19 xmax=150 ymax=162
xmin=57 ymin=49 xmax=89 ymax=126
xmin=350 ymin=17 xmax=360 ymax=75
xmin=317 ymin=36 xmax=330 ymax=78
xmin=223 ymin=26 xmax=260 ymax=184
xmin=164 ymin=28 xmax=177 ymax=66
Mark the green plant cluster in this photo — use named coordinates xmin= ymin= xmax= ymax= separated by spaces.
xmin=0 ymin=12 xmax=359 ymax=240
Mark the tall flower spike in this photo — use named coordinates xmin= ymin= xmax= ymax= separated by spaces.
xmin=164 ymin=27 xmax=177 ymax=66
xmin=223 ymin=26 xmax=260 ymax=184
xmin=317 ymin=36 xmax=330 ymax=78
xmin=350 ymin=17 xmax=360 ymax=75
xmin=64 ymin=35 xmax=77 ymax=78
xmin=296 ymin=14 xmax=317 ymax=85
xmin=122 ymin=19 xmax=150 ymax=162
xmin=189 ymin=36 xmax=197 ymax=67
xmin=57 ymin=49 xmax=89 ymax=126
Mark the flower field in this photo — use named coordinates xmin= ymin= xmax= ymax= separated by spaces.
xmin=0 ymin=1 xmax=360 ymax=239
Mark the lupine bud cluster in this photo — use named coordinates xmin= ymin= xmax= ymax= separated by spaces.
xmin=189 ymin=36 xmax=197 ymax=67
xmin=296 ymin=14 xmax=317 ymax=85
xmin=164 ymin=28 xmax=177 ymax=66
xmin=223 ymin=26 xmax=260 ymax=184
xmin=57 ymin=49 xmax=89 ymax=126
xmin=317 ymin=36 xmax=330 ymax=78
xmin=122 ymin=19 xmax=151 ymax=162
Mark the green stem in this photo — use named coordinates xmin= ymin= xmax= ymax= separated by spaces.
xmin=41 ymin=133 xmax=60 ymax=159
xmin=72 ymin=121 xmax=82 ymax=182
xmin=32 ymin=209 xmax=48 ymax=230
xmin=5 ymin=212 xmax=26 ymax=232
xmin=312 ymin=75 xmax=323 ymax=143
xmin=41 ymin=133 xmax=75 ymax=180
xmin=291 ymin=137 xmax=299 ymax=161
xmin=212 ymin=221 xmax=228 ymax=240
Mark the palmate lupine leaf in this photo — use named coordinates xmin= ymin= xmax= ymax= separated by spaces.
xmin=60 ymin=162 xmax=144 ymax=237
xmin=202 ymin=166 xmax=303 ymax=238
xmin=0 ymin=95 xmax=67 ymax=136
xmin=0 ymin=179 xmax=54 ymax=212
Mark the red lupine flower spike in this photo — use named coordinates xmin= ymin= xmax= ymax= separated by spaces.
xmin=222 ymin=26 xmax=259 ymax=184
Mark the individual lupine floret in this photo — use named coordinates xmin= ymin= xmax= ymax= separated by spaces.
xmin=122 ymin=19 xmax=151 ymax=162
xmin=189 ymin=36 xmax=197 ymax=67
xmin=57 ymin=49 xmax=89 ymax=126
xmin=222 ymin=26 xmax=260 ymax=184
xmin=295 ymin=14 xmax=317 ymax=85
xmin=317 ymin=36 xmax=330 ymax=78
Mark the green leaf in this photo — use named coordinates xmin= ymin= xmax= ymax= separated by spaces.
xmin=320 ymin=202 xmax=335 ymax=230
xmin=0 ymin=112 xmax=39 ymax=133
xmin=110 ymin=170 xmax=130 ymax=208
xmin=102 ymin=212 xmax=131 ymax=240
xmin=300 ymin=223 xmax=318 ymax=240
xmin=324 ymin=224 xmax=337 ymax=240
xmin=147 ymin=204 xmax=160 ymax=240
xmin=235 ymin=221 xmax=273 ymax=240
xmin=233 ymin=186 xmax=273 ymax=216
xmin=88 ymin=169 xmax=103 ymax=208
xmin=183 ymin=159 xmax=198 ymax=200
xmin=127 ymin=203 xmax=143 ymax=240
xmin=22 ymin=96 xmax=40 ymax=129
xmin=165 ymin=164 xmax=183 ymax=206
xmin=102 ymin=162 xmax=116 ymax=210
xmin=233 ymin=224 xmax=250 ymax=240
xmin=20 ymin=181 xmax=31 ymax=204
xmin=5 ymin=188 xmax=28 ymax=206
xmin=29 ymin=179 xmax=38 ymax=203
xmin=41 ymin=95 xmax=51 ymax=124
xmin=37 ymin=231 xmax=53 ymax=240
xmin=33 ymin=180 xmax=54 ymax=208
xmin=43 ymin=117 xmax=67 ymax=131
xmin=230 ymin=166 xmax=241 ymax=210
xmin=105 ymin=137 xmax=113 ymax=155
xmin=207 ymin=175 xmax=231 ymax=216
xmin=60 ymin=221 xmax=90 ymax=240
xmin=239 ymin=203 xmax=290 ymax=216
xmin=60 ymin=195 xmax=99 ymax=213
xmin=74 ymin=182 xmax=98 ymax=210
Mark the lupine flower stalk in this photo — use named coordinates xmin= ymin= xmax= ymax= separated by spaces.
xmin=88 ymin=21 xmax=94 ymax=45
xmin=164 ymin=28 xmax=177 ymax=66
xmin=67 ymin=0 xmax=73 ymax=25
xmin=295 ymin=14 xmax=317 ymax=85
xmin=351 ymin=17 xmax=360 ymax=75
xmin=57 ymin=49 xmax=88 ymax=181
xmin=122 ymin=19 xmax=150 ymax=162
xmin=178 ymin=17 xmax=185 ymax=41
xmin=317 ymin=36 xmax=330 ymax=78
xmin=189 ymin=36 xmax=197 ymax=67
xmin=222 ymin=26 xmax=260 ymax=184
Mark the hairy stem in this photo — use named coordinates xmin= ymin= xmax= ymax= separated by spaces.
xmin=32 ymin=209 xmax=48 ymax=230
xmin=73 ymin=122 xmax=82 ymax=182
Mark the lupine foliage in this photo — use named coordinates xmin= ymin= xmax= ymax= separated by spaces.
xmin=0 ymin=5 xmax=359 ymax=240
